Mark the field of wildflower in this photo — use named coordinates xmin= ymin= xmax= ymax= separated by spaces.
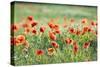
xmin=11 ymin=2 xmax=97 ymax=66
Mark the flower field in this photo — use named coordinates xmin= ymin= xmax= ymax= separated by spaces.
xmin=11 ymin=2 xmax=97 ymax=66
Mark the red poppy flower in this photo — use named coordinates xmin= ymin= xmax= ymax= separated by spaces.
xmin=65 ymin=38 xmax=73 ymax=45
xmin=31 ymin=21 xmax=38 ymax=27
xmin=40 ymin=26 xmax=46 ymax=33
xmin=81 ymin=26 xmax=90 ymax=35
xmin=36 ymin=50 xmax=44 ymax=56
xmin=81 ymin=18 xmax=87 ymax=24
xmin=11 ymin=24 xmax=19 ymax=32
xmin=83 ymin=26 xmax=92 ymax=34
xmin=55 ymin=29 xmax=61 ymax=34
xmin=91 ymin=21 xmax=97 ymax=26
xmin=48 ymin=22 xmax=55 ymax=29
xmin=69 ymin=27 xmax=75 ymax=34
xmin=15 ymin=39 xmax=21 ymax=46
xmin=49 ymin=31 xmax=56 ymax=40
xmin=75 ymin=30 xmax=81 ymax=35
xmin=53 ymin=24 xmax=59 ymax=30
xmin=83 ymin=26 xmax=88 ymax=31
xmin=27 ymin=16 xmax=33 ymax=21
xmin=11 ymin=37 xmax=21 ymax=46
xmin=88 ymin=27 xmax=92 ymax=32
xmin=83 ymin=26 xmax=89 ymax=32
xmin=16 ymin=35 xmax=26 ymax=44
xmin=31 ymin=28 xmax=37 ymax=35
xmin=83 ymin=42 xmax=90 ymax=49
xmin=51 ymin=41 xmax=59 ymax=48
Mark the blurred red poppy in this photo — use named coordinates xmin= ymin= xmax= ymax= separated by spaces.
xmin=75 ymin=29 xmax=81 ymax=35
xmin=81 ymin=18 xmax=87 ymax=24
xmin=36 ymin=50 xmax=44 ymax=56
xmin=69 ymin=27 xmax=75 ymax=34
xmin=82 ymin=26 xmax=92 ymax=35
xmin=40 ymin=26 xmax=46 ymax=33
xmin=11 ymin=24 xmax=19 ymax=32
xmin=53 ymin=24 xmax=59 ymax=30
xmin=31 ymin=21 xmax=38 ymax=27
xmin=83 ymin=26 xmax=89 ymax=32
xmin=82 ymin=26 xmax=91 ymax=34
xmin=27 ymin=16 xmax=33 ymax=21
xmin=83 ymin=42 xmax=90 ymax=49
xmin=51 ymin=41 xmax=59 ymax=48
xmin=49 ymin=31 xmax=56 ymax=40
xmin=16 ymin=35 xmax=26 ymax=44
xmin=11 ymin=37 xmax=21 ymax=46
xmin=31 ymin=28 xmax=37 ymax=35
xmin=55 ymin=29 xmax=61 ymax=34
xmin=65 ymin=38 xmax=73 ymax=45
xmin=48 ymin=22 xmax=55 ymax=29
xmin=91 ymin=21 xmax=97 ymax=26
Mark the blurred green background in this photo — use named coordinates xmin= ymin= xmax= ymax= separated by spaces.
xmin=12 ymin=2 xmax=97 ymax=24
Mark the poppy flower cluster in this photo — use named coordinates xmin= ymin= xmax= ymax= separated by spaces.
xmin=11 ymin=16 xmax=97 ymax=57
xmin=11 ymin=35 xmax=27 ymax=46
